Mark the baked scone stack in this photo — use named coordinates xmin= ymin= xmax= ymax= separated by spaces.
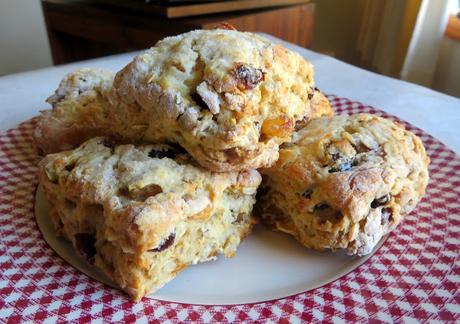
xmin=35 ymin=28 xmax=429 ymax=300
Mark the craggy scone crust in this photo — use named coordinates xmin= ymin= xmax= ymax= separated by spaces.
xmin=35 ymin=68 xmax=115 ymax=153
xmin=257 ymin=114 xmax=429 ymax=255
xmin=38 ymin=137 xmax=261 ymax=300
xmin=110 ymin=28 xmax=333 ymax=172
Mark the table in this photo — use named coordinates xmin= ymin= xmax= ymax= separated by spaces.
xmin=42 ymin=0 xmax=314 ymax=64
xmin=0 ymin=35 xmax=459 ymax=322
xmin=1 ymin=34 xmax=458 ymax=154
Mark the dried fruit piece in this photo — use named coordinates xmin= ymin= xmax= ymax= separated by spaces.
xmin=148 ymin=148 xmax=178 ymax=159
xmin=371 ymin=194 xmax=390 ymax=208
xmin=260 ymin=116 xmax=294 ymax=141
xmin=99 ymin=139 xmax=114 ymax=149
xmin=75 ymin=233 xmax=96 ymax=263
xmin=233 ymin=63 xmax=265 ymax=90
xmin=381 ymin=208 xmax=393 ymax=225
xmin=301 ymin=188 xmax=313 ymax=199
xmin=329 ymin=161 xmax=352 ymax=173
xmin=191 ymin=92 xmax=209 ymax=111
xmin=65 ymin=162 xmax=76 ymax=172
xmin=313 ymin=203 xmax=329 ymax=211
xmin=149 ymin=233 xmax=176 ymax=252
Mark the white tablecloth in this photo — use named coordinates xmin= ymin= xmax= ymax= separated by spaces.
xmin=0 ymin=34 xmax=459 ymax=154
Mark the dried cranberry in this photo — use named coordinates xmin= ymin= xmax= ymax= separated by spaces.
xmin=74 ymin=233 xmax=96 ymax=264
xmin=149 ymin=233 xmax=175 ymax=252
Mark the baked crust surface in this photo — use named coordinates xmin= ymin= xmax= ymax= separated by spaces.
xmin=257 ymin=113 xmax=429 ymax=255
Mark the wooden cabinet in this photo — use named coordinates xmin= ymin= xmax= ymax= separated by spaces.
xmin=42 ymin=0 xmax=315 ymax=64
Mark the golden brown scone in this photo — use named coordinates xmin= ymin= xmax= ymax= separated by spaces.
xmin=34 ymin=68 xmax=114 ymax=153
xmin=38 ymin=137 xmax=261 ymax=300
xmin=257 ymin=114 xmax=429 ymax=256
xmin=110 ymin=29 xmax=332 ymax=172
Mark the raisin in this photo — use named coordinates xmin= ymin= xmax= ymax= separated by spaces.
xmin=329 ymin=161 xmax=352 ymax=173
xmin=148 ymin=148 xmax=178 ymax=159
xmin=149 ymin=233 xmax=175 ymax=252
xmin=233 ymin=63 xmax=265 ymax=90
xmin=65 ymin=162 xmax=76 ymax=172
xmin=381 ymin=208 xmax=393 ymax=225
xmin=294 ymin=117 xmax=308 ymax=131
xmin=74 ymin=233 xmax=96 ymax=264
xmin=191 ymin=93 xmax=208 ymax=110
xmin=301 ymin=188 xmax=313 ymax=199
xmin=352 ymin=158 xmax=361 ymax=167
xmin=331 ymin=153 xmax=341 ymax=161
xmin=224 ymin=148 xmax=240 ymax=161
xmin=314 ymin=203 xmax=330 ymax=211
xmin=371 ymin=194 xmax=390 ymax=208
xmin=99 ymin=139 xmax=114 ymax=150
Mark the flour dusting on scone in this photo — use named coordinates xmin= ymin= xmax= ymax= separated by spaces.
xmin=110 ymin=28 xmax=333 ymax=172
xmin=256 ymin=114 xmax=429 ymax=256
xmin=34 ymin=68 xmax=114 ymax=153
xmin=38 ymin=137 xmax=261 ymax=300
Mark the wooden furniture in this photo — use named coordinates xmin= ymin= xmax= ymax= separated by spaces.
xmin=445 ymin=14 xmax=460 ymax=41
xmin=41 ymin=0 xmax=315 ymax=65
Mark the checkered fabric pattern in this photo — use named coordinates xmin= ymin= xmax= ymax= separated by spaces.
xmin=0 ymin=96 xmax=458 ymax=323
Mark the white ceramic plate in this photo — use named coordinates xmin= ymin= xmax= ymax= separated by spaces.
xmin=35 ymin=186 xmax=385 ymax=305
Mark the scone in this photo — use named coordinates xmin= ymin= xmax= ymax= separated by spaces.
xmin=110 ymin=28 xmax=333 ymax=171
xmin=38 ymin=137 xmax=261 ymax=300
xmin=256 ymin=114 xmax=429 ymax=256
xmin=34 ymin=68 xmax=114 ymax=153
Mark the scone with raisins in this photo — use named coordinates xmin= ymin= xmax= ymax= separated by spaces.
xmin=35 ymin=68 xmax=115 ymax=153
xmin=38 ymin=137 xmax=261 ymax=300
xmin=110 ymin=28 xmax=332 ymax=172
xmin=257 ymin=114 xmax=429 ymax=256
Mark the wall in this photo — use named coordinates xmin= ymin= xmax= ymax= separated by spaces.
xmin=433 ymin=36 xmax=460 ymax=98
xmin=0 ymin=0 xmax=53 ymax=75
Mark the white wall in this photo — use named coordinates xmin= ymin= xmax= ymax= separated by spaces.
xmin=0 ymin=0 xmax=53 ymax=75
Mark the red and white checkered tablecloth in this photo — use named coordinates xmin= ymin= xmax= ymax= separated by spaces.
xmin=0 ymin=96 xmax=459 ymax=323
